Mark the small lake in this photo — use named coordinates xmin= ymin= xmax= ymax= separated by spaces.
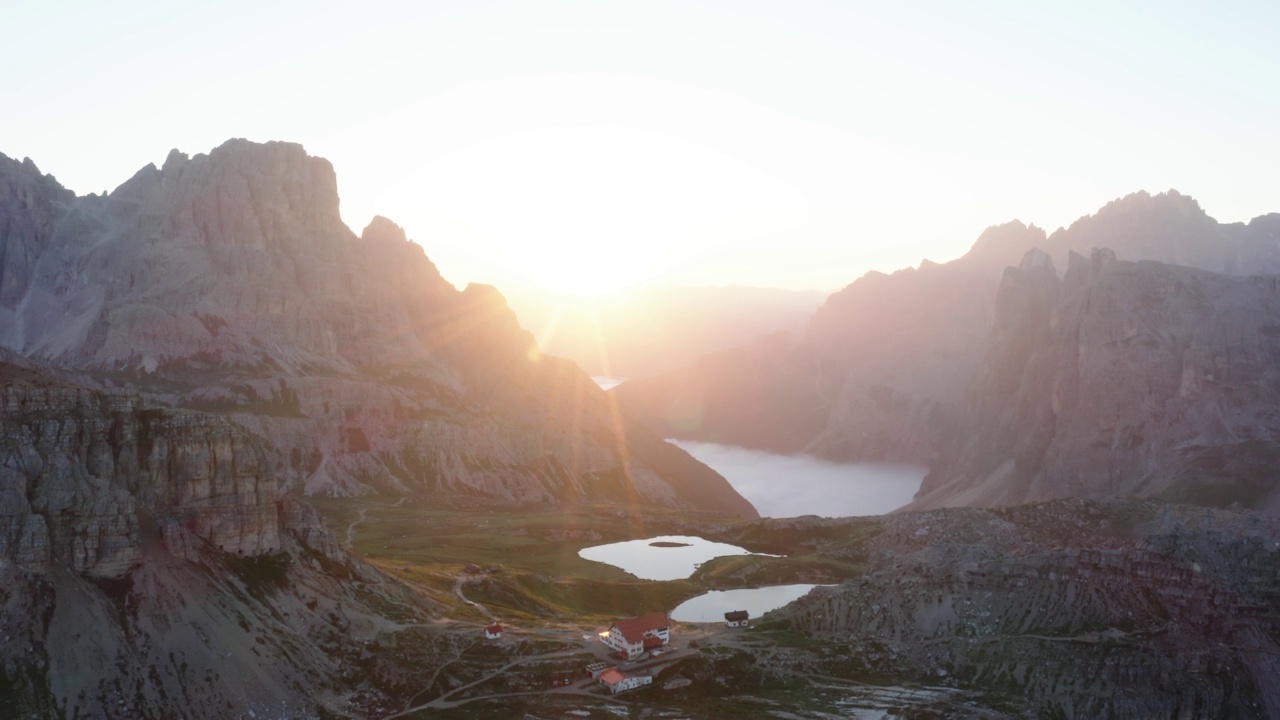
xmin=671 ymin=440 xmax=926 ymax=518
xmin=670 ymin=584 xmax=826 ymax=622
xmin=578 ymin=535 xmax=773 ymax=581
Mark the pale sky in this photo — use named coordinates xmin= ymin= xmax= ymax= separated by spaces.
xmin=4 ymin=1 xmax=1278 ymax=295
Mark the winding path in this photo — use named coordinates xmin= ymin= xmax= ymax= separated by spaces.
xmin=343 ymin=496 xmax=408 ymax=549
xmin=453 ymin=574 xmax=496 ymax=621
xmin=382 ymin=646 xmax=596 ymax=718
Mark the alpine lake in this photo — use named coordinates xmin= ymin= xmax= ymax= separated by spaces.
xmin=577 ymin=534 xmax=829 ymax=621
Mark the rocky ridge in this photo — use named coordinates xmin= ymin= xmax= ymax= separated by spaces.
xmin=0 ymin=140 xmax=754 ymax=517
xmin=912 ymin=248 xmax=1280 ymax=511
xmin=615 ymin=191 xmax=1280 ymax=510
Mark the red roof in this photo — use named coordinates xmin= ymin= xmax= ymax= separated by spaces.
xmin=643 ymin=637 xmax=664 ymax=650
xmin=599 ymin=668 xmax=627 ymax=686
xmin=611 ymin=612 xmax=669 ymax=644
xmin=486 ymin=623 xmax=503 ymax=633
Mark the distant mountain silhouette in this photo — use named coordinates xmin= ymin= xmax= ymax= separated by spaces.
xmin=505 ymin=285 xmax=825 ymax=379
xmin=616 ymin=191 xmax=1280 ymax=511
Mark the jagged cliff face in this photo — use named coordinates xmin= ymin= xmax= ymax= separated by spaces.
xmin=911 ymin=248 xmax=1280 ymax=511
xmin=0 ymin=377 xmax=278 ymax=577
xmin=4 ymin=141 xmax=453 ymax=371
xmin=0 ymin=363 xmax=442 ymax=718
xmin=616 ymin=191 xmax=1280 ymax=499
xmin=0 ymin=140 xmax=754 ymax=517
xmin=0 ymin=154 xmax=75 ymax=313
xmin=781 ymin=499 xmax=1280 ymax=719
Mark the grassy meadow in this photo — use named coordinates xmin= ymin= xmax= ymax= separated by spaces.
xmin=307 ymin=496 xmax=863 ymax=623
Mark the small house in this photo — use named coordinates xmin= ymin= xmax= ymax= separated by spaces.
xmin=484 ymin=623 xmax=503 ymax=640
xmin=598 ymin=612 xmax=671 ymax=660
xmin=724 ymin=610 xmax=749 ymax=628
xmin=598 ymin=668 xmax=653 ymax=694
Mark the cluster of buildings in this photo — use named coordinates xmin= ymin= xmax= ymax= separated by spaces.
xmin=589 ymin=664 xmax=654 ymax=694
xmin=480 ymin=608 xmax=753 ymax=696
xmin=598 ymin=612 xmax=671 ymax=660
xmin=589 ymin=609 xmax=749 ymax=693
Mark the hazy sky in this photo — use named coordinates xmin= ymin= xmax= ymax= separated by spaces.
xmin=4 ymin=1 xmax=1278 ymax=294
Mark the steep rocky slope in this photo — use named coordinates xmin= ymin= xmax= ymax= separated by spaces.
xmin=0 ymin=360 xmax=444 ymax=718
xmin=0 ymin=141 xmax=754 ymax=517
xmin=616 ymin=192 xmax=1280 ymax=474
xmin=757 ymin=499 xmax=1280 ymax=718
xmin=910 ymin=248 xmax=1280 ymax=511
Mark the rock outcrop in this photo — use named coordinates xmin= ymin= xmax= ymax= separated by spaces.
xmin=910 ymin=248 xmax=1280 ymax=511
xmin=0 ymin=362 xmax=279 ymax=577
xmin=0 ymin=154 xmax=74 ymax=320
xmin=781 ymin=499 xmax=1280 ymax=718
xmin=0 ymin=140 xmax=755 ymax=518
xmin=0 ymin=361 xmax=442 ymax=718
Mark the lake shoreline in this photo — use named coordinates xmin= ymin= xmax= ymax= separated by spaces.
xmin=671 ymin=439 xmax=926 ymax=519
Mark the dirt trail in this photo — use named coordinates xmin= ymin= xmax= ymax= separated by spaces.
xmin=383 ymin=645 xmax=593 ymax=717
xmin=344 ymin=496 xmax=408 ymax=549
xmin=452 ymin=574 xmax=496 ymax=621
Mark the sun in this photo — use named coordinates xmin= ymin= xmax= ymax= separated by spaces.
xmin=525 ymin=240 xmax=653 ymax=297
xmin=373 ymin=125 xmax=806 ymax=296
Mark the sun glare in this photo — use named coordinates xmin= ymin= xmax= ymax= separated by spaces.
xmin=376 ymin=126 xmax=807 ymax=295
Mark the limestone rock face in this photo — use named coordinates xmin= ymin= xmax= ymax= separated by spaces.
xmin=616 ymin=191 xmax=1280 ymax=499
xmin=0 ymin=361 xmax=278 ymax=577
xmin=911 ymin=248 xmax=1280 ymax=510
xmin=0 ymin=154 xmax=74 ymax=316
xmin=5 ymin=139 xmax=450 ymax=371
xmin=0 ymin=140 xmax=754 ymax=517
xmin=0 ymin=361 xmax=441 ymax=719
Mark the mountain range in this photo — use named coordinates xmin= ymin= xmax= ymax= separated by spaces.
xmin=4 ymin=137 xmax=1280 ymax=717
xmin=504 ymin=285 xmax=825 ymax=379
xmin=616 ymin=190 xmax=1280 ymax=511
xmin=0 ymin=138 xmax=761 ymax=717
xmin=0 ymin=140 xmax=754 ymax=518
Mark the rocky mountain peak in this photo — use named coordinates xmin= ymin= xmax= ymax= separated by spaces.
xmin=1017 ymin=246 xmax=1055 ymax=273
xmin=361 ymin=214 xmax=409 ymax=245
xmin=1043 ymin=189 xmax=1247 ymax=274
xmin=160 ymin=138 xmax=342 ymax=242
xmin=103 ymin=139 xmax=342 ymax=250
xmin=0 ymin=139 xmax=754 ymax=516
xmin=0 ymin=152 xmax=75 ymax=310
xmin=161 ymin=147 xmax=189 ymax=172
xmin=966 ymin=219 xmax=1047 ymax=259
xmin=0 ymin=152 xmax=73 ymax=204
xmin=452 ymin=282 xmax=537 ymax=360
xmin=1094 ymin=188 xmax=1205 ymax=220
